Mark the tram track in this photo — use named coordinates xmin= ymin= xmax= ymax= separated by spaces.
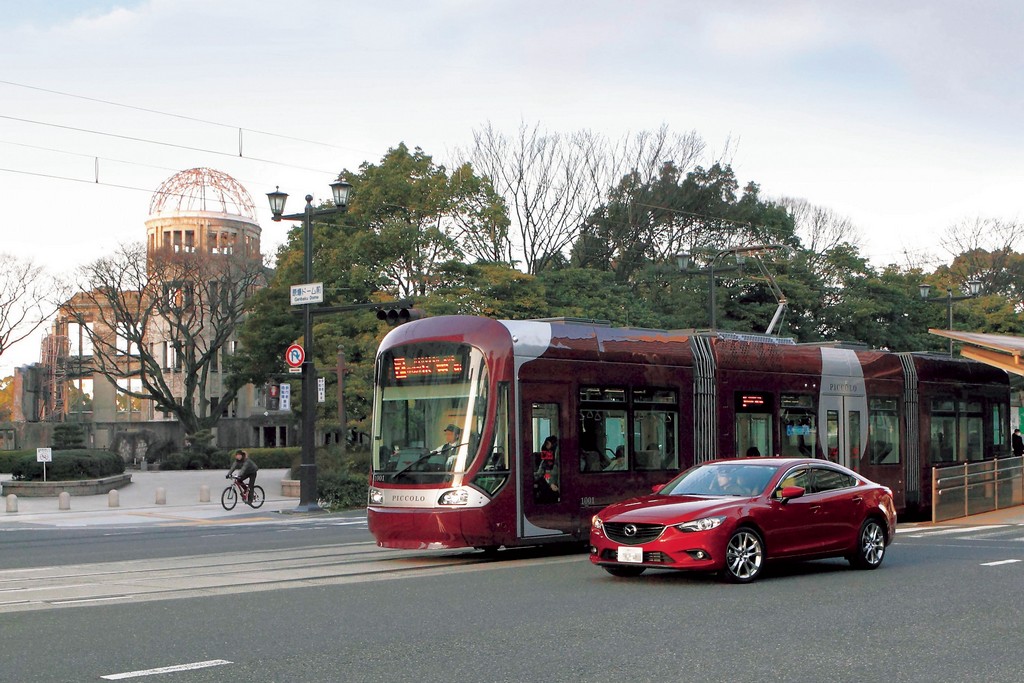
xmin=0 ymin=542 xmax=458 ymax=613
xmin=0 ymin=541 xmax=584 ymax=614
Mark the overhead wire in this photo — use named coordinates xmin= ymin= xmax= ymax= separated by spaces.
xmin=0 ymin=79 xmax=959 ymax=271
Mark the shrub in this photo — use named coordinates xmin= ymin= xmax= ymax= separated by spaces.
xmin=287 ymin=445 xmax=370 ymax=510
xmin=316 ymin=469 xmax=369 ymax=509
xmin=53 ymin=424 xmax=86 ymax=450
xmin=160 ymin=452 xmax=217 ymax=470
xmin=11 ymin=450 xmax=126 ymax=481
xmin=0 ymin=450 xmax=34 ymax=474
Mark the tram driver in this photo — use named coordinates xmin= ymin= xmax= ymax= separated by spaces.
xmin=433 ymin=424 xmax=462 ymax=469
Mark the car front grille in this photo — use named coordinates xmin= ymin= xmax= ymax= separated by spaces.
xmin=603 ymin=522 xmax=665 ymax=545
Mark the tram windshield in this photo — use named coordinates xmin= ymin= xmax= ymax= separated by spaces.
xmin=373 ymin=342 xmax=488 ymax=484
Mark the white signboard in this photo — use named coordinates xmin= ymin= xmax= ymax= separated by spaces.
xmin=279 ymin=383 xmax=291 ymax=411
xmin=317 ymin=377 xmax=326 ymax=403
xmin=290 ymin=282 xmax=324 ymax=305
xmin=36 ymin=447 xmax=52 ymax=462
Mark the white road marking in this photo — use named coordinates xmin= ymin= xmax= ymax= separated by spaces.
xmin=50 ymin=595 xmax=132 ymax=605
xmin=980 ymin=559 xmax=1021 ymax=567
xmin=904 ymin=524 xmax=1009 ymax=538
xmin=101 ymin=659 xmax=232 ymax=680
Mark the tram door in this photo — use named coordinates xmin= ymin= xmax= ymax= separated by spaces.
xmin=819 ymin=395 xmax=865 ymax=469
xmin=518 ymin=382 xmax=576 ymax=540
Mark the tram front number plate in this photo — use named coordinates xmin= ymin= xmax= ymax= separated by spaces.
xmin=617 ymin=547 xmax=643 ymax=563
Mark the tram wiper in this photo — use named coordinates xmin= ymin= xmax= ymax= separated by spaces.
xmin=391 ymin=443 xmax=471 ymax=479
xmin=392 ymin=451 xmax=434 ymax=478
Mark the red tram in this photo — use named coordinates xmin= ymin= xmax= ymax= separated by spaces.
xmin=367 ymin=316 xmax=1009 ymax=550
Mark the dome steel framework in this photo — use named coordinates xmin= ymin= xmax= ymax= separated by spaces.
xmin=149 ymin=167 xmax=257 ymax=220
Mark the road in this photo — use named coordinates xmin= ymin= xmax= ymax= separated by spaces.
xmin=3 ymin=517 xmax=1023 ymax=682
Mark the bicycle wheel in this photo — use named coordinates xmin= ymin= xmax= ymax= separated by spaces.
xmin=249 ymin=485 xmax=265 ymax=509
xmin=221 ymin=485 xmax=238 ymax=510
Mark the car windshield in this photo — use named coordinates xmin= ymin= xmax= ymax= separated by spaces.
xmin=660 ymin=463 xmax=777 ymax=497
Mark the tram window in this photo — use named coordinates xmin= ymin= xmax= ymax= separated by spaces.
xmin=992 ymin=402 xmax=1006 ymax=449
xmin=632 ymin=390 xmax=679 ymax=470
xmin=867 ymin=398 xmax=899 ymax=465
xmin=930 ymin=399 xmax=957 ymax=463
xmin=473 ymin=383 xmax=510 ymax=496
xmin=531 ymin=401 xmax=561 ymax=503
xmin=848 ymin=411 xmax=861 ymax=463
xmin=736 ymin=392 xmax=772 ymax=458
xmin=929 ymin=398 xmax=986 ymax=464
xmin=826 ymin=410 xmax=839 ymax=462
xmin=579 ymin=386 xmax=627 ymax=472
xmin=962 ymin=401 xmax=984 ymax=462
xmin=781 ymin=394 xmax=815 ymax=458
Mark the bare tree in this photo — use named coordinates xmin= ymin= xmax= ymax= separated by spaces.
xmin=0 ymin=253 xmax=58 ymax=364
xmin=939 ymin=216 xmax=1024 ymax=299
xmin=462 ymin=122 xmax=713 ymax=275
xmin=778 ymin=197 xmax=861 ymax=260
xmin=65 ymin=242 xmax=266 ymax=437
xmin=463 ymin=122 xmax=605 ymax=273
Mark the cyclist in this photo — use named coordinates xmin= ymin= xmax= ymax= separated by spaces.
xmin=226 ymin=449 xmax=259 ymax=504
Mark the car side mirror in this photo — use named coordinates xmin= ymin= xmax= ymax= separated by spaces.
xmin=652 ymin=483 xmax=666 ymax=494
xmin=777 ymin=485 xmax=805 ymax=502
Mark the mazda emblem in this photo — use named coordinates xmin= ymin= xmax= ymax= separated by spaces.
xmin=624 ymin=524 xmax=638 ymax=537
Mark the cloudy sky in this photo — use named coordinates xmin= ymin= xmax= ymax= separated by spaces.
xmin=3 ymin=1 xmax=1023 ymax=373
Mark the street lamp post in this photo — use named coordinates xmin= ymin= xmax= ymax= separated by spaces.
xmin=675 ymin=244 xmax=782 ymax=330
xmin=919 ymin=280 xmax=982 ymax=357
xmin=267 ymin=179 xmax=351 ymax=512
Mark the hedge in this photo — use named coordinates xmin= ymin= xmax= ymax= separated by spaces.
xmin=10 ymin=450 xmax=126 ymax=481
xmin=0 ymin=450 xmax=34 ymax=474
xmin=159 ymin=447 xmax=299 ymax=471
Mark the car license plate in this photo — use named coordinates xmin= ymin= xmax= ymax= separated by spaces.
xmin=617 ymin=546 xmax=643 ymax=563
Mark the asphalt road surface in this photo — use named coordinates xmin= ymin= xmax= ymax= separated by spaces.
xmin=3 ymin=517 xmax=1023 ymax=682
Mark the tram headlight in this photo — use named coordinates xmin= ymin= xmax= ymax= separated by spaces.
xmin=438 ymin=488 xmax=469 ymax=506
xmin=369 ymin=488 xmax=385 ymax=505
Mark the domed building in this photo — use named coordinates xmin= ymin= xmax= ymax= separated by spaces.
xmin=145 ymin=167 xmax=261 ymax=260
xmin=15 ymin=168 xmax=292 ymax=458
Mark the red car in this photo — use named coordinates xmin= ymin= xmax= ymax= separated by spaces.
xmin=590 ymin=458 xmax=896 ymax=583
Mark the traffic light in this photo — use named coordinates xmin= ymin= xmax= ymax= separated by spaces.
xmin=376 ymin=307 xmax=424 ymax=326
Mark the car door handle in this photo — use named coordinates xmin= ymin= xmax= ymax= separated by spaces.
xmin=809 ymin=505 xmax=821 ymax=513
xmin=852 ymin=496 xmax=863 ymax=504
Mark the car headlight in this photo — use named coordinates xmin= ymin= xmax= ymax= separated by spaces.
xmin=438 ymin=488 xmax=469 ymax=506
xmin=675 ymin=516 xmax=726 ymax=532
xmin=368 ymin=488 xmax=384 ymax=505
xmin=591 ymin=515 xmax=604 ymax=532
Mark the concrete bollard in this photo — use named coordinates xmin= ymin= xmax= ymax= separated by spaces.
xmin=155 ymin=486 xmax=166 ymax=505
xmin=199 ymin=484 xmax=210 ymax=503
xmin=58 ymin=491 xmax=71 ymax=510
xmin=6 ymin=494 xmax=17 ymax=513
xmin=108 ymin=489 xmax=120 ymax=508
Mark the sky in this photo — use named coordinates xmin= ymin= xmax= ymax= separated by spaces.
xmin=2 ymin=0 xmax=1023 ymax=375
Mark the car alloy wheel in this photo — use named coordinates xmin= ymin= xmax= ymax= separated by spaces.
xmin=723 ymin=527 xmax=764 ymax=583
xmin=850 ymin=518 xmax=886 ymax=569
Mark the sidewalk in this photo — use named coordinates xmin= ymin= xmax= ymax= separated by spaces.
xmin=0 ymin=469 xmax=315 ymax=528
xmin=928 ymin=505 xmax=1024 ymax=526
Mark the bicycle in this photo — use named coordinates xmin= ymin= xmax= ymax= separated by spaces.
xmin=221 ymin=476 xmax=265 ymax=510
